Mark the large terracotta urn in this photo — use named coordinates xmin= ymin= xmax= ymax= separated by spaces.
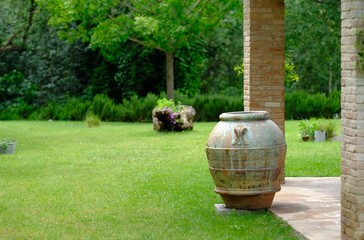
xmin=206 ymin=111 xmax=286 ymax=209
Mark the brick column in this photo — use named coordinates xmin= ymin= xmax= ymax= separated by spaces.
xmin=341 ymin=1 xmax=364 ymax=239
xmin=243 ymin=0 xmax=285 ymax=133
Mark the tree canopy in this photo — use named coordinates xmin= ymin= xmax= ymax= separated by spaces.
xmin=38 ymin=0 xmax=241 ymax=99
xmin=285 ymin=0 xmax=341 ymax=94
xmin=0 ymin=0 xmax=342 ymax=117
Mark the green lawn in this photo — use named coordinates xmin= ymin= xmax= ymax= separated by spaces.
xmin=285 ymin=120 xmax=341 ymax=177
xmin=0 ymin=120 xmax=340 ymax=239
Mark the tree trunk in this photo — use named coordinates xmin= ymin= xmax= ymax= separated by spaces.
xmin=166 ymin=52 xmax=174 ymax=100
xmin=328 ymin=62 xmax=332 ymax=94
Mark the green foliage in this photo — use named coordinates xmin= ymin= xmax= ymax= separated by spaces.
xmin=1 ymin=0 xmax=343 ymax=112
xmin=0 ymin=138 xmax=15 ymax=150
xmin=119 ymin=94 xmax=153 ymax=122
xmin=285 ymin=55 xmax=300 ymax=91
xmin=40 ymin=0 xmax=241 ymax=98
xmin=2 ymin=89 xmax=342 ymax=122
xmin=114 ymin=43 xmax=165 ymax=99
xmin=299 ymin=120 xmax=318 ymax=141
xmin=233 ymin=63 xmax=244 ymax=76
xmin=187 ymin=94 xmax=244 ymax=122
xmin=286 ymin=0 xmax=340 ymax=93
xmin=0 ymin=102 xmax=35 ymax=120
xmin=324 ymin=121 xmax=338 ymax=140
xmin=201 ymin=6 xmax=244 ymax=94
xmin=299 ymin=119 xmax=337 ymax=142
xmin=0 ymin=0 xmax=34 ymax=50
xmin=356 ymin=30 xmax=364 ymax=70
xmin=89 ymin=94 xmax=120 ymax=121
xmin=59 ymin=98 xmax=90 ymax=121
xmin=174 ymin=43 xmax=206 ymax=96
xmin=0 ymin=70 xmax=35 ymax=112
xmin=156 ymin=98 xmax=183 ymax=112
xmin=30 ymin=98 xmax=90 ymax=121
xmin=85 ymin=111 xmax=101 ymax=128
xmin=8 ymin=92 xmax=243 ymax=122
xmin=157 ymin=98 xmax=176 ymax=110
xmin=285 ymin=91 xmax=340 ymax=120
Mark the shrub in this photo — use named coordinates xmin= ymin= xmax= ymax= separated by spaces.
xmin=58 ymin=98 xmax=90 ymax=120
xmin=0 ymin=90 xmax=341 ymax=122
xmin=0 ymin=70 xmax=36 ymax=112
xmin=175 ymin=92 xmax=244 ymax=122
xmin=140 ymin=93 xmax=159 ymax=122
xmin=89 ymin=94 xmax=119 ymax=121
xmin=85 ymin=111 xmax=101 ymax=127
xmin=120 ymin=95 xmax=148 ymax=122
xmin=30 ymin=98 xmax=90 ymax=121
xmin=29 ymin=102 xmax=61 ymax=120
xmin=322 ymin=121 xmax=338 ymax=140
xmin=285 ymin=91 xmax=340 ymax=120
xmin=0 ymin=102 xmax=35 ymax=120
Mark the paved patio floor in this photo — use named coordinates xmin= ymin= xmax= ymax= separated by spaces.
xmin=270 ymin=177 xmax=341 ymax=240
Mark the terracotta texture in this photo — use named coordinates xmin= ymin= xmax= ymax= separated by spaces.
xmin=206 ymin=111 xmax=286 ymax=209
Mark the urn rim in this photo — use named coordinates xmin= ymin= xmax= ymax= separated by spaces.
xmin=219 ymin=111 xmax=269 ymax=121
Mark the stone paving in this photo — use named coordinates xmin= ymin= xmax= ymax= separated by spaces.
xmin=270 ymin=177 xmax=341 ymax=240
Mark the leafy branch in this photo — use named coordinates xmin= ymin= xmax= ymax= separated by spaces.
xmin=0 ymin=0 xmax=37 ymax=52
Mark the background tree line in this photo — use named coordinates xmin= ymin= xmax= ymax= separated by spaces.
xmin=0 ymin=0 xmax=340 ymax=120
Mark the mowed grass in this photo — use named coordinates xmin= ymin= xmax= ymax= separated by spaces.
xmin=0 ymin=120 xmax=340 ymax=239
xmin=285 ymin=119 xmax=341 ymax=176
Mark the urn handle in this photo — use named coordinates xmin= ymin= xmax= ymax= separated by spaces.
xmin=232 ymin=125 xmax=248 ymax=145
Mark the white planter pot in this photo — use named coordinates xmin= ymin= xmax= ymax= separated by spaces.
xmin=0 ymin=142 xmax=16 ymax=154
xmin=314 ymin=130 xmax=326 ymax=142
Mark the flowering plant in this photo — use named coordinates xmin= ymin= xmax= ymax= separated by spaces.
xmin=153 ymin=98 xmax=191 ymax=131
xmin=156 ymin=98 xmax=185 ymax=129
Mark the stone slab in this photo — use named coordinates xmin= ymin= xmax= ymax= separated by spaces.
xmin=270 ymin=177 xmax=341 ymax=240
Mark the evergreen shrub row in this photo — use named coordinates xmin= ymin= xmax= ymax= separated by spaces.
xmin=23 ymin=93 xmax=243 ymax=122
xmin=0 ymin=91 xmax=340 ymax=122
xmin=285 ymin=90 xmax=340 ymax=120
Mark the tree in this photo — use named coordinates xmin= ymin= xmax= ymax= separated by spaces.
xmin=201 ymin=7 xmax=243 ymax=94
xmin=285 ymin=0 xmax=340 ymax=94
xmin=37 ymin=0 xmax=240 ymax=99
xmin=0 ymin=0 xmax=37 ymax=52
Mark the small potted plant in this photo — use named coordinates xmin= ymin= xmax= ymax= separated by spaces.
xmin=0 ymin=139 xmax=16 ymax=154
xmin=299 ymin=120 xmax=316 ymax=141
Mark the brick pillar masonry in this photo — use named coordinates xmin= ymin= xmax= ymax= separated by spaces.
xmin=341 ymin=1 xmax=364 ymax=239
xmin=341 ymin=0 xmax=364 ymax=240
xmin=243 ymin=0 xmax=285 ymax=133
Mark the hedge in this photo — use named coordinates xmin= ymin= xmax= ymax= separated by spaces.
xmin=0 ymin=91 xmax=340 ymax=122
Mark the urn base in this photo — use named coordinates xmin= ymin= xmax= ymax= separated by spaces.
xmin=219 ymin=192 xmax=276 ymax=210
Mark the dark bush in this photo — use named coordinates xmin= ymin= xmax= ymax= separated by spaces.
xmin=89 ymin=94 xmax=120 ymax=121
xmin=30 ymin=98 xmax=90 ymax=121
xmin=285 ymin=90 xmax=340 ymax=119
xmin=175 ymin=92 xmax=244 ymax=122
xmin=1 ymin=90 xmax=341 ymax=122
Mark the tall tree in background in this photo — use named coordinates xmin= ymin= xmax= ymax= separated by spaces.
xmin=38 ymin=0 xmax=240 ymax=99
xmin=285 ymin=0 xmax=340 ymax=94
xmin=0 ymin=0 xmax=37 ymax=52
